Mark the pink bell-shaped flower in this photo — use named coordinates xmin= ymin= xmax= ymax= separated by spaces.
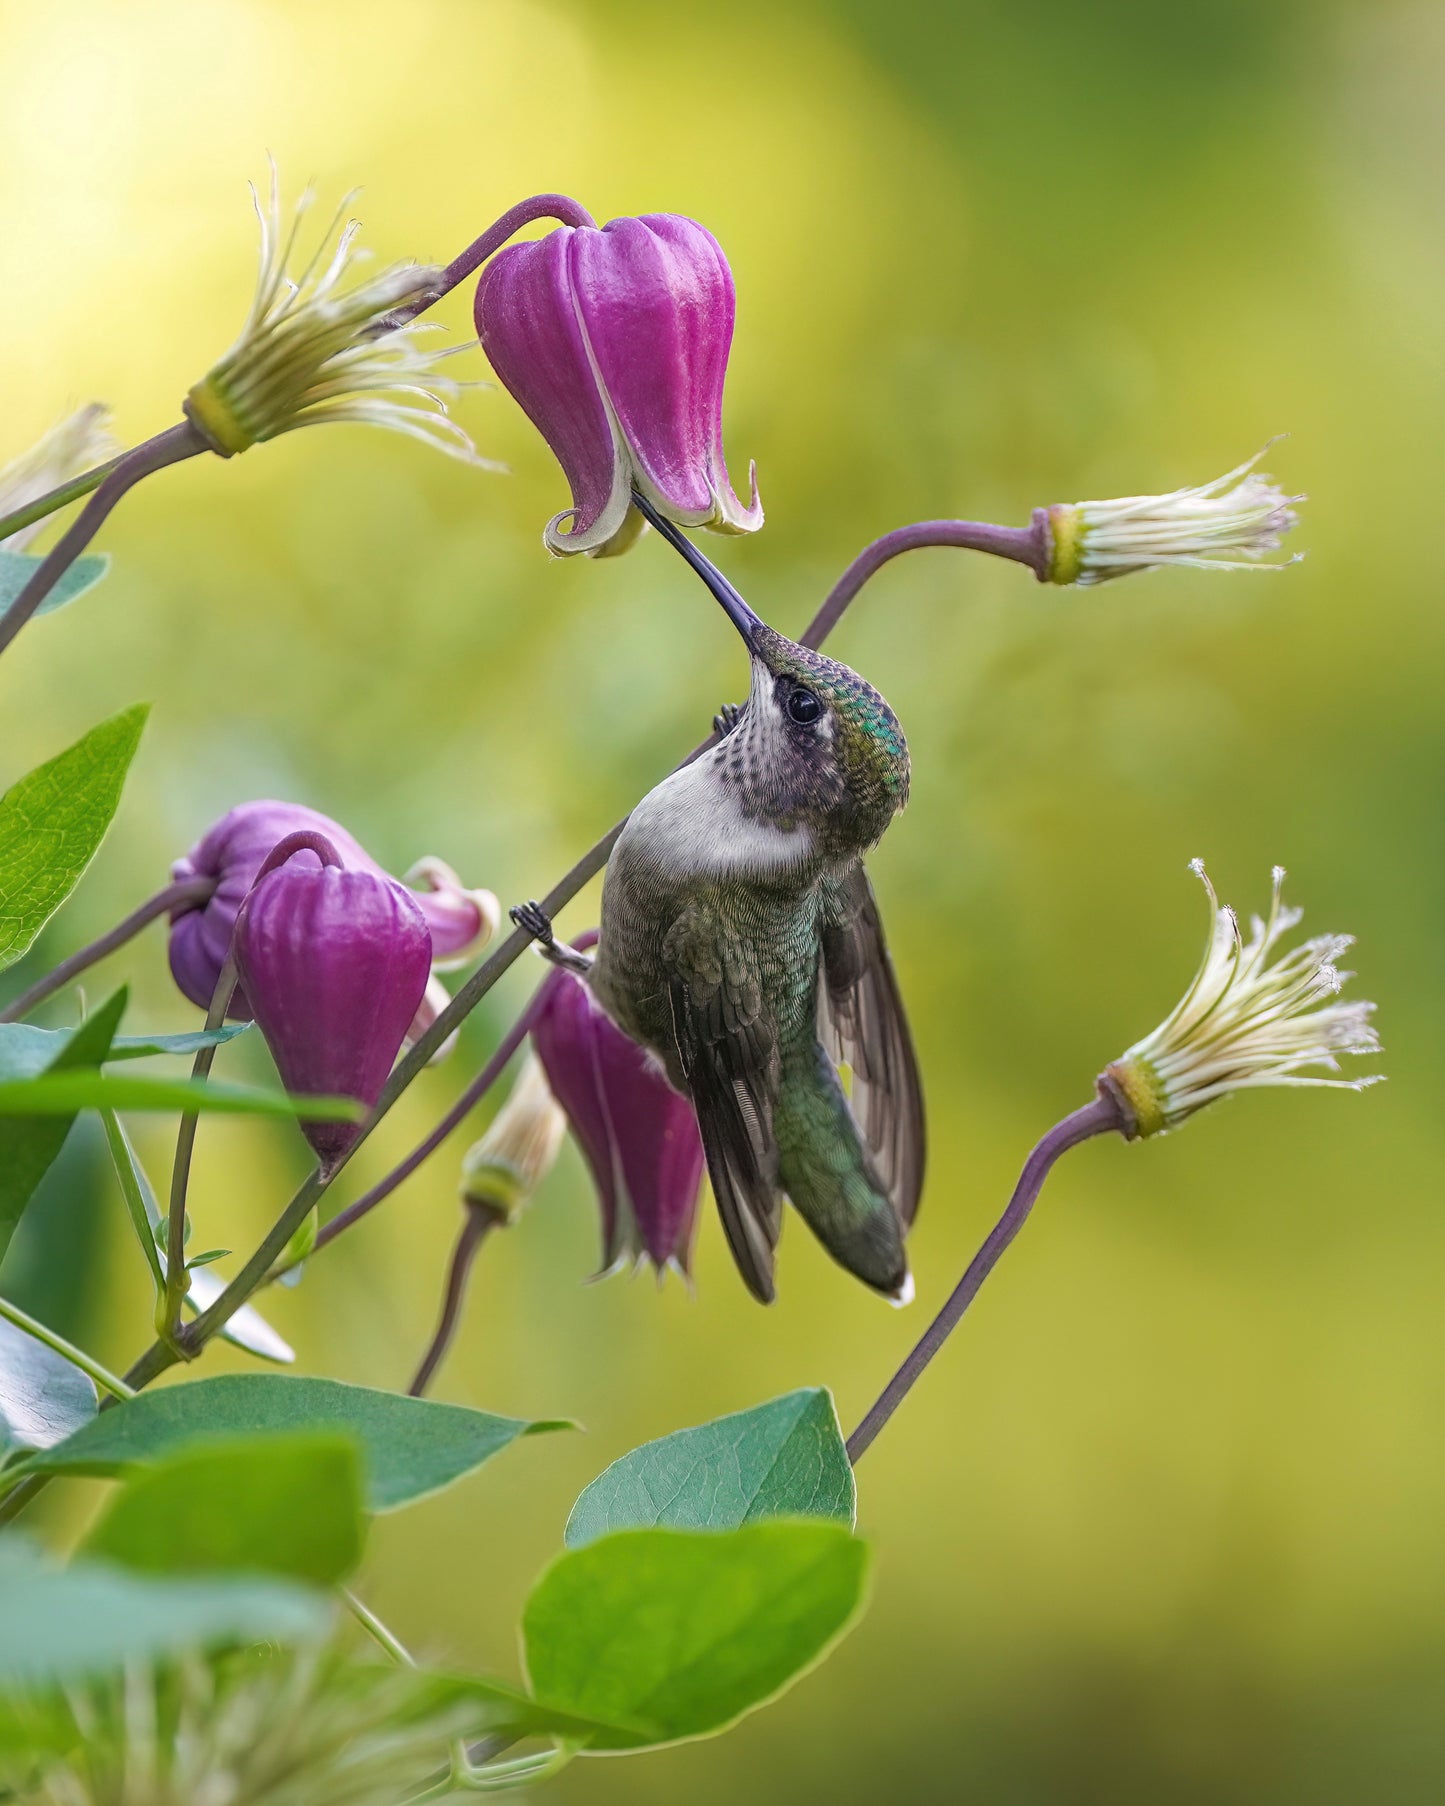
xmin=167 ymin=802 xmax=498 ymax=1047
xmin=529 ymin=950 xmax=706 ymax=1276
xmin=232 ymin=837 xmax=432 ymax=1170
xmin=475 ymin=214 xmax=762 ymax=558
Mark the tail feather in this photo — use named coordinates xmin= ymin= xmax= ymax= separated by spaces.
xmin=773 ymin=1042 xmax=910 ymax=1298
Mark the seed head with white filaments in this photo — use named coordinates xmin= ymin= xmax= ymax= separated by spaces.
xmin=184 ymin=165 xmax=492 ymax=464
xmin=0 ymin=404 xmax=117 ymax=549
xmin=1101 ymin=861 xmax=1381 ymax=1139
xmin=1045 ymin=445 xmax=1303 ymax=586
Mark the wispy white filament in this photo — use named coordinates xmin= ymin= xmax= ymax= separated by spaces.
xmin=1064 ymin=446 xmax=1303 ymax=584
xmin=193 ymin=164 xmax=493 ymax=463
xmin=0 ymin=404 xmax=117 ymax=548
xmin=1112 ymin=861 xmax=1380 ymax=1134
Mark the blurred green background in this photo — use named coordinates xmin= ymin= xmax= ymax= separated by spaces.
xmin=2 ymin=0 xmax=1442 ymax=1797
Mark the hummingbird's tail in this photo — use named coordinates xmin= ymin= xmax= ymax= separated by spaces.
xmin=774 ymin=1042 xmax=911 ymax=1300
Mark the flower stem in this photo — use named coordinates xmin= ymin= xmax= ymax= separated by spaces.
xmin=0 ymin=452 xmax=127 ymax=545
xmin=307 ymin=989 xmax=543 ymax=1264
xmin=407 ymin=1208 xmax=496 ymax=1398
xmin=0 ymin=421 xmax=207 ymax=658
xmin=0 ymin=1293 xmax=136 ymax=1400
xmin=374 ymin=193 xmax=597 ymax=334
xmin=161 ymin=954 xmax=237 ymax=1343
xmin=341 ymin=1586 xmax=417 ymax=1666
xmin=0 ymin=877 xmax=215 ymax=1023
xmin=800 ymin=515 xmax=1052 ymax=650
xmin=844 ymin=1094 xmax=1124 ymax=1465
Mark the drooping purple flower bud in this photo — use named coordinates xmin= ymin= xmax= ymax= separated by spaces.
xmin=475 ymin=214 xmax=762 ymax=558
xmin=232 ymin=836 xmax=432 ymax=1169
xmin=167 ymin=802 xmax=498 ymax=1040
xmin=529 ymin=946 xmax=706 ymax=1276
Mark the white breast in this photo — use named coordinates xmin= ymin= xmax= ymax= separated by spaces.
xmin=620 ymin=756 xmax=814 ymax=877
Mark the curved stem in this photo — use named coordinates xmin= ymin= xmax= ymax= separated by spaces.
xmin=407 ymin=1208 xmax=495 ymax=1398
xmin=0 ymin=452 xmax=127 ymax=545
xmin=0 ymin=877 xmax=215 ymax=1023
xmin=309 ymin=990 xmax=543 ymax=1263
xmin=0 ymin=422 xmax=206 ymax=658
xmin=800 ymin=515 xmax=1051 ymax=650
xmin=162 ymin=954 xmax=237 ymax=1342
xmin=375 ymin=193 xmax=597 ymax=334
xmin=845 ymin=1094 xmax=1123 ymax=1465
xmin=0 ymin=1293 xmax=135 ymax=1400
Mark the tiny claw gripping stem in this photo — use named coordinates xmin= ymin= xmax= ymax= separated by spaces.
xmin=713 ymin=701 xmax=744 ymax=739
xmin=510 ymin=900 xmax=595 ymax=978
xmin=510 ymin=900 xmax=556 ymax=947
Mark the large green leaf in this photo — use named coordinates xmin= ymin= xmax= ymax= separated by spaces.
xmin=0 ymin=704 xmax=147 ymax=973
xmin=0 ymin=1314 xmax=97 ymax=1457
xmin=0 ymin=1544 xmax=329 ymax=1687
xmin=0 ymin=1022 xmax=250 ymax=1080
xmin=565 ymin=1389 xmax=855 ymax=1548
xmin=81 ymin=1433 xmax=366 ymax=1585
xmin=0 ymin=1070 xmax=361 ymax=1118
xmin=21 ymin=1374 xmax=571 ymax=1511
xmin=0 ymin=987 xmax=125 ymax=1264
xmin=523 ymin=1522 xmax=871 ymax=1751
xmin=0 ymin=547 xmax=109 ymax=620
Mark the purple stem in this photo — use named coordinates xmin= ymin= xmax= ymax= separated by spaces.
xmin=407 ymin=1208 xmax=496 ymax=1397
xmin=0 ymin=422 xmax=206 ymax=658
xmin=0 ymin=877 xmax=215 ymax=1023
xmin=308 ymin=987 xmax=544 ymax=1258
xmin=845 ymin=1093 xmax=1123 ymax=1465
xmin=375 ymin=193 xmax=597 ymax=333
xmin=801 ymin=515 xmax=1052 ymax=649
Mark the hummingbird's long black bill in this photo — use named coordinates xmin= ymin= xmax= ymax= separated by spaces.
xmin=631 ymin=487 xmax=763 ymax=645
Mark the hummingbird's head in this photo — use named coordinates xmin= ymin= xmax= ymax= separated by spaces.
xmin=737 ymin=624 xmax=910 ymax=854
xmin=631 ymin=491 xmax=909 ymax=856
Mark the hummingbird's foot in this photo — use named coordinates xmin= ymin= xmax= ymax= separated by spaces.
xmin=510 ymin=900 xmax=595 ymax=977
xmin=713 ymin=701 xmax=744 ymax=739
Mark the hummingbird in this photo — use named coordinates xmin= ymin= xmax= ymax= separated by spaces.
xmin=512 ymin=494 xmax=924 ymax=1304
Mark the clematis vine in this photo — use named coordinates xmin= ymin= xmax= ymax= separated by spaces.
xmin=476 ymin=213 xmax=761 ymax=557
xmin=846 ymin=862 xmax=1382 ymax=1462
xmin=167 ymin=800 xmax=499 ymax=1046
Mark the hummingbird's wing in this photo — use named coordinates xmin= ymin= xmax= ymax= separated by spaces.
xmin=663 ymin=905 xmax=784 ymax=1304
xmin=819 ymin=862 xmax=926 ymax=1229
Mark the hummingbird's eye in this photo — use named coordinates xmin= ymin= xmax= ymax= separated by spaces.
xmin=787 ymin=687 xmax=823 ymax=726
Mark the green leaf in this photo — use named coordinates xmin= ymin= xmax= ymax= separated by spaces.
xmin=523 ymin=1522 xmax=871 ymax=1751
xmin=101 ymin=1116 xmax=293 ymax=1364
xmin=22 ymin=1375 xmax=572 ymax=1511
xmin=0 ymin=1544 xmax=330 ymax=1687
xmin=184 ymin=1248 xmax=230 ymax=1268
xmin=437 ymin=1674 xmax=655 ymax=1749
xmin=0 ymin=1071 xmax=362 ymax=1118
xmin=0 ymin=547 xmax=109 ymax=620
xmin=565 ymin=1389 xmax=855 ymax=1549
xmin=0 ymin=986 xmax=125 ymax=1264
xmin=0 ymin=704 xmax=148 ymax=973
xmin=0 ymin=1313 xmax=97 ymax=1457
xmin=0 ymin=1021 xmax=250 ymax=1081
xmin=80 ymin=1433 xmax=366 ymax=1586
